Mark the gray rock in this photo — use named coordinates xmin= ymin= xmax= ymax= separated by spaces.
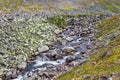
xmin=11 ymin=71 xmax=17 ymax=78
xmin=38 ymin=45 xmax=49 ymax=53
xmin=70 ymin=31 xmax=75 ymax=36
xmin=50 ymin=50 xmax=58 ymax=57
xmin=74 ymin=52 xmax=82 ymax=59
xmin=62 ymin=46 xmax=75 ymax=53
xmin=66 ymin=56 xmax=75 ymax=63
xmin=24 ymin=77 xmax=36 ymax=80
xmin=0 ymin=51 xmax=6 ymax=55
xmin=83 ymin=74 xmax=90 ymax=79
xmin=6 ymin=71 xmax=12 ymax=78
xmin=66 ymin=37 xmax=74 ymax=42
xmin=17 ymin=62 xmax=27 ymax=70
xmin=43 ymin=72 xmax=50 ymax=78
xmin=54 ymin=29 xmax=62 ymax=34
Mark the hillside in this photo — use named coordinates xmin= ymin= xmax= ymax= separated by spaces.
xmin=0 ymin=0 xmax=120 ymax=80
xmin=0 ymin=0 xmax=120 ymax=14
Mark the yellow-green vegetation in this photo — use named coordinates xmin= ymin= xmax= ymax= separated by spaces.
xmin=60 ymin=2 xmax=78 ymax=10
xmin=56 ymin=14 xmax=120 ymax=80
xmin=0 ymin=0 xmax=42 ymax=13
xmin=99 ymin=0 xmax=120 ymax=12
xmin=97 ymin=14 xmax=120 ymax=37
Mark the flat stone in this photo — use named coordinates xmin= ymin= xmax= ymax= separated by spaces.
xmin=38 ymin=45 xmax=49 ymax=53
xmin=24 ymin=77 xmax=36 ymax=80
xmin=66 ymin=37 xmax=74 ymax=42
xmin=62 ymin=46 xmax=75 ymax=53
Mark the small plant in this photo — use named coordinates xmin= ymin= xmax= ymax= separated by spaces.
xmin=47 ymin=17 xmax=67 ymax=29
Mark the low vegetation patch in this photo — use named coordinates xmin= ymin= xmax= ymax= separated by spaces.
xmin=46 ymin=17 xmax=67 ymax=29
xmin=97 ymin=14 xmax=120 ymax=37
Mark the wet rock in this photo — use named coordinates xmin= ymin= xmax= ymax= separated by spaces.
xmin=66 ymin=37 xmax=74 ymax=42
xmin=62 ymin=46 xmax=75 ymax=53
xmin=66 ymin=56 xmax=75 ymax=63
xmin=17 ymin=62 xmax=27 ymax=70
xmin=38 ymin=45 xmax=49 ymax=53
xmin=55 ymin=55 xmax=63 ymax=60
xmin=74 ymin=52 xmax=82 ymax=59
xmin=80 ymin=33 xmax=87 ymax=37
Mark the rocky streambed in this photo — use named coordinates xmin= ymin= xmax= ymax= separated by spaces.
xmin=1 ymin=13 xmax=113 ymax=80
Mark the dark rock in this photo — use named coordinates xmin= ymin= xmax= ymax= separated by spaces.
xmin=43 ymin=72 xmax=50 ymax=78
xmin=80 ymin=33 xmax=87 ymax=37
xmin=100 ymin=76 xmax=108 ymax=80
xmin=0 ymin=51 xmax=6 ymax=55
xmin=7 ymin=16 xmax=14 ymax=21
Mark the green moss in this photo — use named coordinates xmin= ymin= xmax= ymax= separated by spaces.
xmin=47 ymin=17 xmax=67 ymax=29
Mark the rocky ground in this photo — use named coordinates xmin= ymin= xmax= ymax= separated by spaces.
xmin=0 ymin=13 xmax=114 ymax=80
